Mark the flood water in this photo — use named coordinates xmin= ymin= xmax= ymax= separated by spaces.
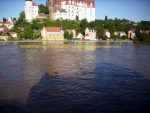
xmin=0 ymin=41 xmax=150 ymax=113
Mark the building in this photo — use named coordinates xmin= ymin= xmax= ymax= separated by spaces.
xmin=25 ymin=0 xmax=39 ymax=22
xmin=66 ymin=29 xmax=76 ymax=38
xmin=76 ymin=33 xmax=83 ymax=39
xmin=84 ymin=27 xmax=97 ymax=40
xmin=140 ymin=30 xmax=150 ymax=34
xmin=46 ymin=0 xmax=95 ymax=22
xmin=9 ymin=32 xmax=17 ymax=38
xmin=0 ymin=18 xmax=16 ymax=32
xmin=104 ymin=29 xmax=111 ymax=38
xmin=41 ymin=27 xmax=64 ymax=40
xmin=114 ymin=31 xmax=126 ymax=37
xmin=128 ymin=28 xmax=136 ymax=39
xmin=37 ymin=13 xmax=49 ymax=20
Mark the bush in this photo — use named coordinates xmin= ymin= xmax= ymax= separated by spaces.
xmin=64 ymin=31 xmax=73 ymax=40
xmin=133 ymin=36 xmax=139 ymax=43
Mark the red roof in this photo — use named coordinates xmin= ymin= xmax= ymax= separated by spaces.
xmin=53 ymin=0 xmax=95 ymax=7
xmin=45 ymin=27 xmax=61 ymax=32
xmin=3 ymin=28 xmax=10 ymax=33
xmin=32 ymin=2 xmax=38 ymax=6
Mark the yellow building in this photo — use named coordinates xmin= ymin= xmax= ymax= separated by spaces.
xmin=41 ymin=27 xmax=64 ymax=40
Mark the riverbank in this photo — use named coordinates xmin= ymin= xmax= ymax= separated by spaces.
xmin=0 ymin=40 xmax=132 ymax=43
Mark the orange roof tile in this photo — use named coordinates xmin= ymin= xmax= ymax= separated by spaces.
xmin=32 ymin=2 xmax=38 ymax=6
xmin=45 ymin=27 xmax=61 ymax=32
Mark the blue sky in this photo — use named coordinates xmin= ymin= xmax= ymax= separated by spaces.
xmin=0 ymin=0 xmax=150 ymax=22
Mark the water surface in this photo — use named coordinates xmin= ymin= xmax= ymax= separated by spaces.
xmin=0 ymin=41 xmax=150 ymax=113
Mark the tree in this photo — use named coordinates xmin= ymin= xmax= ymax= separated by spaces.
xmin=39 ymin=4 xmax=49 ymax=14
xmin=80 ymin=19 xmax=88 ymax=35
xmin=97 ymin=27 xmax=104 ymax=40
xmin=3 ymin=17 xmax=7 ymax=23
xmin=76 ymin=16 xmax=79 ymax=21
xmin=23 ymin=26 xmax=33 ymax=39
xmin=64 ymin=31 xmax=73 ymax=40
xmin=33 ymin=29 xmax=41 ymax=39
xmin=13 ymin=18 xmax=17 ymax=21
xmin=17 ymin=11 xmax=25 ymax=24
xmin=105 ymin=16 xmax=108 ymax=21
xmin=104 ymin=20 xmax=115 ymax=35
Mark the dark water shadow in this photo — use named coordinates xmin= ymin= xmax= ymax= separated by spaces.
xmin=0 ymin=63 xmax=150 ymax=113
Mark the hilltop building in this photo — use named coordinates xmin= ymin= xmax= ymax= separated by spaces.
xmin=25 ymin=0 xmax=39 ymax=22
xmin=46 ymin=0 xmax=95 ymax=22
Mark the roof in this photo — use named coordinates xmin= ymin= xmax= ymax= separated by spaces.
xmin=52 ymin=0 xmax=95 ymax=8
xmin=61 ymin=9 xmax=67 ymax=13
xmin=45 ymin=27 xmax=61 ymax=32
xmin=32 ymin=2 xmax=38 ymax=6
xmin=104 ymin=29 xmax=109 ymax=33
xmin=9 ymin=32 xmax=17 ymax=34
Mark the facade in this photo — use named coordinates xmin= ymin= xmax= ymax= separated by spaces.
xmin=128 ymin=28 xmax=136 ymax=39
xmin=114 ymin=31 xmax=126 ymax=37
xmin=85 ymin=27 xmax=97 ymax=40
xmin=0 ymin=18 xmax=16 ymax=33
xmin=46 ymin=0 xmax=95 ymax=22
xmin=9 ymin=32 xmax=17 ymax=38
xmin=104 ymin=29 xmax=111 ymax=38
xmin=76 ymin=33 xmax=83 ymax=39
xmin=25 ymin=0 xmax=39 ymax=22
xmin=41 ymin=27 xmax=64 ymax=40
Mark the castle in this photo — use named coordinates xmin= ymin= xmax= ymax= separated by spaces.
xmin=25 ymin=0 xmax=39 ymax=22
xmin=46 ymin=0 xmax=95 ymax=22
xmin=25 ymin=0 xmax=95 ymax=22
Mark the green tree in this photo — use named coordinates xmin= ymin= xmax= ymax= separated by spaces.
xmin=105 ymin=16 xmax=108 ymax=21
xmin=80 ymin=19 xmax=88 ymax=35
xmin=23 ymin=26 xmax=33 ymax=39
xmin=17 ymin=11 xmax=25 ymax=24
xmin=64 ymin=31 xmax=73 ymax=40
xmin=33 ymin=29 xmax=41 ymax=39
xmin=39 ymin=4 xmax=49 ymax=14
xmin=97 ymin=27 xmax=104 ymax=40
xmin=76 ymin=16 xmax=79 ymax=21
xmin=3 ymin=17 xmax=7 ymax=23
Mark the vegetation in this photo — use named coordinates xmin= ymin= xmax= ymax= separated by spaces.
xmin=39 ymin=4 xmax=49 ymax=14
xmin=3 ymin=17 xmax=7 ymax=23
xmin=135 ymin=21 xmax=150 ymax=42
xmin=64 ymin=31 xmax=73 ymax=40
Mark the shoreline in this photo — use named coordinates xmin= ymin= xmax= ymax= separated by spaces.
xmin=0 ymin=40 xmax=132 ymax=43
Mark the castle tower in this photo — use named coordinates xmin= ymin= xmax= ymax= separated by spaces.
xmin=46 ymin=0 xmax=54 ymax=20
xmin=25 ymin=0 xmax=33 ymax=22
xmin=25 ymin=0 xmax=39 ymax=22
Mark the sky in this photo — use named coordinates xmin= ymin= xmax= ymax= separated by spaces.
xmin=0 ymin=0 xmax=150 ymax=22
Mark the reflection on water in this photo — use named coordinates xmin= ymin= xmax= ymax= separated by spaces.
xmin=0 ymin=41 xmax=150 ymax=113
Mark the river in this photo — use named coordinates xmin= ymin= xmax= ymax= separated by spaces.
xmin=0 ymin=41 xmax=150 ymax=113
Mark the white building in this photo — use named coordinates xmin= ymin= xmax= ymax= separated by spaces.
xmin=104 ymin=29 xmax=111 ymax=38
xmin=76 ymin=33 xmax=83 ymax=39
xmin=9 ymin=32 xmax=17 ymax=38
xmin=25 ymin=0 xmax=39 ymax=22
xmin=85 ymin=27 xmax=97 ymax=40
xmin=47 ymin=0 xmax=95 ymax=22
xmin=114 ymin=31 xmax=126 ymax=37
xmin=128 ymin=29 xmax=136 ymax=39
